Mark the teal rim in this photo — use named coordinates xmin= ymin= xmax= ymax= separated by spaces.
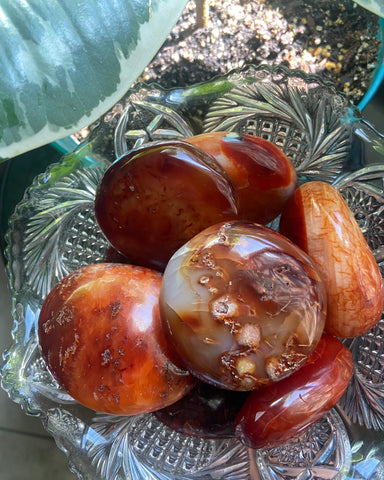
xmin=357 ymin=16 xmax=384 ymax=112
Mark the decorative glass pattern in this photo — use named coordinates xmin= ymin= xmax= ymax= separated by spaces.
xmin=2 ymin=65 xmax=384 ymax=479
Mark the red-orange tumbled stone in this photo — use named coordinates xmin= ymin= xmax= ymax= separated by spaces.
xmin=186 ymin=132 xmax=297 ymax=224
xmin=38 ymin=263 xmax=195 ymax=415
xmin=234 ymin=333 xmax=354 ymax=449
xmin=280 ymin=181 xmax=384 ymax=338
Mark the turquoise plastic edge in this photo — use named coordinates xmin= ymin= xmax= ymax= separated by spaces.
xmin=357 ymin=16 xmax=384 ymax=111
xmin=51 ymin=137 xmax=79 ymax=155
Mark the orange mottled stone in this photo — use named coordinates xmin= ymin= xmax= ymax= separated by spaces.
xmin=38 ymin=263 xmax=195 ymax=415
xmin=280 ymin=181 xmax=384 ymax=338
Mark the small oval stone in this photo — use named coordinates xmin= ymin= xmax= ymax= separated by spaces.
xmin=95 ymin=140 xmax=238 ymax=271
xmin=279 ymin=181 xmax=384 ymax=338
xmin=234 ymin=333 xmax=354 ymax=449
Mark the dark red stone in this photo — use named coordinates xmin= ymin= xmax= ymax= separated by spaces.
xmin=95 ymin=140 xmax=238 ymax=271
xmin=234 ymin=333 xmax=354 ymax=449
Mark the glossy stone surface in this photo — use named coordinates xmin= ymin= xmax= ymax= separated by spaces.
xmin=38 ymin=263 xmax=195 ymax=415
xmin=280 ymin=181 xmax=384 ymax=338
xmin=187 ymin=132 xmax=297 ymax=224
xmin=160 ymin=221 xmax=326 ymax=391
xmin=94 ymin=140 xmax=238 ymax=271
xmin=234 ymin=333 xmax=354 ymax=449
xmin=154 ymin=382 xmax=249 ymax=439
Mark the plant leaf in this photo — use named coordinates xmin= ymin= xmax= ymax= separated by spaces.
xmin=353 ymin=0 xmax=384 ymax=18
xmin=0 ymin=0 xmax=188 ymax=160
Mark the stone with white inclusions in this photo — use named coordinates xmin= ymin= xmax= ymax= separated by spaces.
xmin=160 ymin=221 xmax=327 ymax=391
xmin=37 ymin=263 xmax=196 ymax=415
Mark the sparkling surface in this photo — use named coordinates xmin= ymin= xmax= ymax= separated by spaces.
xmin=160 ymin=221 xmax=327 ymax=391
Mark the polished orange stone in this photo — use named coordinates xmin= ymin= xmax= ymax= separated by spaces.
xmin=95 ymin=140 xmax=238 ymax=271
xmin=38 ymin=263 xmax=195 ymax=415
xmin=280 ymin=181 xmax=384 ymax=338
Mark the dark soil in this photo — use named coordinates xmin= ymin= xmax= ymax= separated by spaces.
xmin=140 ymin=0 xmax=381 ymax=105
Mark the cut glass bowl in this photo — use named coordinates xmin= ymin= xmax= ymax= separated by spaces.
xmin=2 ymin=65 xmax=384 ymax=480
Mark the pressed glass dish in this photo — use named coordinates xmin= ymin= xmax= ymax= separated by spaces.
xmin=2 ymin=65 xmax=384 ymax=479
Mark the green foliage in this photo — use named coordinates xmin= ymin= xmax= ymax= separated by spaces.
xmin=0 ymin=0 xmax=188 ymax=161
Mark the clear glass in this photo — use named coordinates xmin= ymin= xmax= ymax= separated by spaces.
xmin=1 ymin=65 xmax=384 ymax=479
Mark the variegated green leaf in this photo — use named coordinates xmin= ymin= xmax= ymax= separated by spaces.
xmin=353 ymin=0 xmax=384 ymax=18
xmin=0 ymin=0 xmax=188 ymax=160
